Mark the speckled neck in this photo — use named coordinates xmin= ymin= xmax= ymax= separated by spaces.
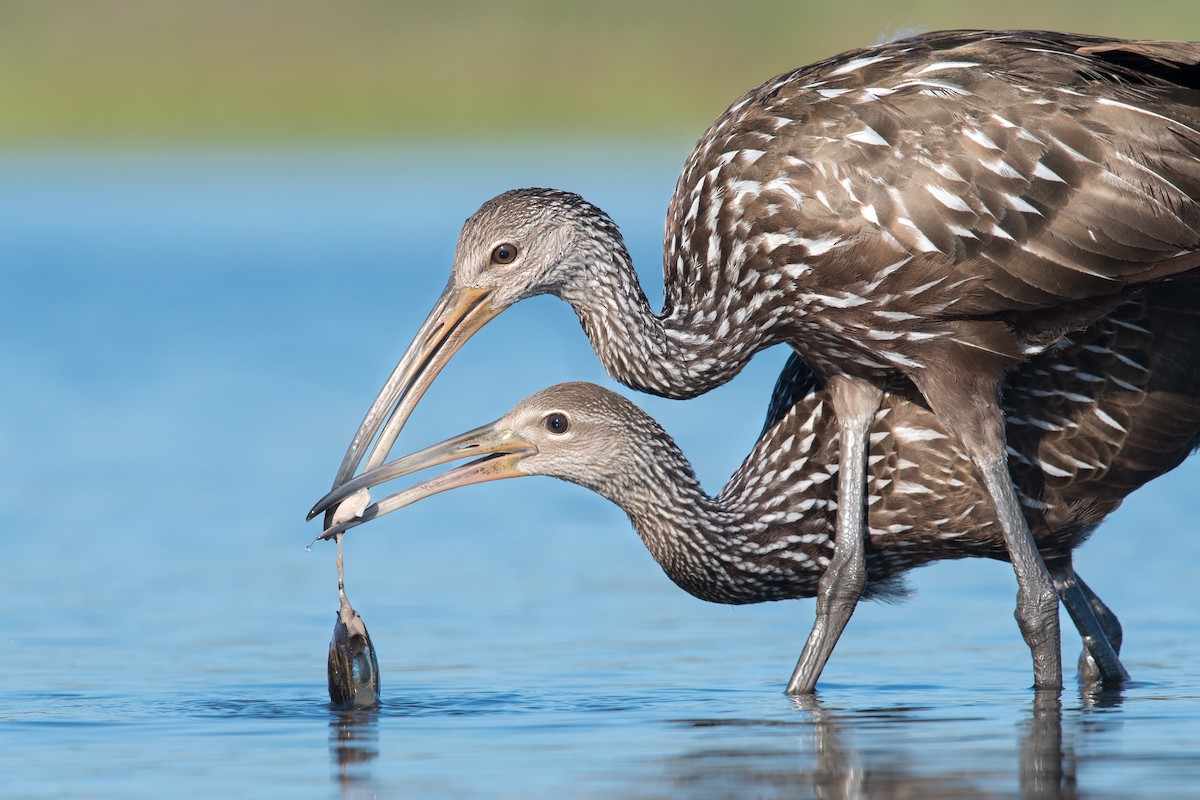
xmin=560 ymin=247 xmax=770 ymax=400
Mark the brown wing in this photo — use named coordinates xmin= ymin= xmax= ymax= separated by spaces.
xmin=829 ymin=281 xmax=1200 ymax=559
xmin=666 ymin=31 xmax=1200 ymax=336
xmin=1005 ymin=282 xmax=1200 ymax=535
xmin=862 ymin=396 xmax=1008 ymax=560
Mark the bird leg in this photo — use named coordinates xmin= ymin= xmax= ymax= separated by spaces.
xmin=786 ymin=377 xmax=882 ymax=695
xmin=916 ymin=368 xmax=1063 ymax=690
xmin=977 ymin=450 xmax=1063 ymax=688
xmin=1075 ymin=575 xmax=1123 ymax=646
xmin=1048 ymin=560 xmax=1126 ymax=684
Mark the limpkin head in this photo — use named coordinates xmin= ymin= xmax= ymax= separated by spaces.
xmin=451 ymin=188 xmax=628 ymax=309
xmin=309 ymin=382 xmax=683 ymax=539
xmin=322 ymin=189 xmax=628 ymax=522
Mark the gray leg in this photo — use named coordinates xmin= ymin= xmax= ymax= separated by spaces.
xmin=1050 ymin=561 xmax=1127 ymax=684
xmin=976 ymin=450 xmax=1063 ymax=689
xmin=915 ymin=364 xmax=1064 ymax=690
xmin=1065 ymin=570 xmax=1125 ymax=684
xmin=1075 ymin=573 xmax=1123 ymax=651
xmin=786 ymin=377 xmax=881 ymax=695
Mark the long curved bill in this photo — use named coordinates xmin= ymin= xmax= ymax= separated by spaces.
xmin=310 ymin=420 xmax=536 ymax=541
xmin=323 ymin=284 xmax=502 ymax=528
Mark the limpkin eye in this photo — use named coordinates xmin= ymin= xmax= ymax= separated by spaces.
xmin=543 ymin=412 xmax=570 ymax=434
xmin=490 ymin=243 xmax=518 ymax=265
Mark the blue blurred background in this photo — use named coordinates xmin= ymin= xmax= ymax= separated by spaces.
xmin=3 ymin=4 xmax=1200 ymax=798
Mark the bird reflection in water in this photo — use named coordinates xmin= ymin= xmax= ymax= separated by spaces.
xmin=328 ymin=708 xmax=380 ymax=800
xmin=1019 ymin=691 xmax=1074 ymax=799
xmin=665 ymin=688 xmax=1124 ymax=798
xmin=318 ymin=687 xmax=1125 ymax=798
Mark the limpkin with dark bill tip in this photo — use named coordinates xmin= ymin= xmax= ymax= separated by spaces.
xmin=317 ymin=30 xmax=1200 ymax=691
xmin=311 ymin=285 xmax=1200 ymax=692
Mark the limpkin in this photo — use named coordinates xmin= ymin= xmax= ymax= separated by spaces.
xmin=311 ymin=285 xmax=1200 ymax=691
xmin=317 ymin=30 xmax=1200 ymax=690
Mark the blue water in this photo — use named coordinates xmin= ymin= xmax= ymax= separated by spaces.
xmin=2 ymin=145 xmax=1199 ymax=798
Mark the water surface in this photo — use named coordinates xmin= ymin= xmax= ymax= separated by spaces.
xmin=2 ymin=146 xmax=1199 ymax=798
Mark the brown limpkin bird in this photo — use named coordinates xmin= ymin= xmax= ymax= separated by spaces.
xmin=317 ymin=30 xmax=1200 ymax=691
xmin=311 ymin=285 xmax=1200 ymax=692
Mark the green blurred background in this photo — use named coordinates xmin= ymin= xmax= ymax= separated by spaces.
xmin=3 ymin=0 xmax=1198 ymax=143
